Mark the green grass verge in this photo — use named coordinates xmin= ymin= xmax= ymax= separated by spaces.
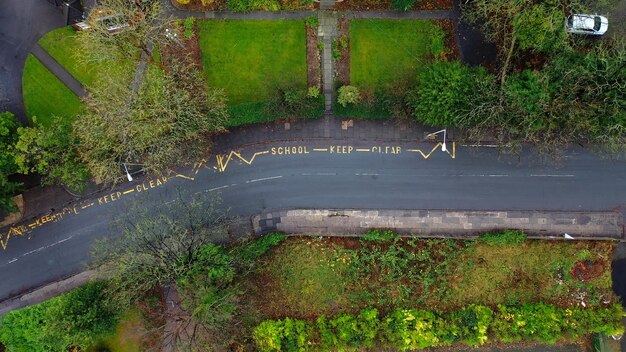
xmin=38 ymin=26 xmax=136 ymax=87
xmin=22 ymin=54 xmax=83 ymax=126
xmin=197 ymin=20 xmax=311 ymax=126
xmin=349 ymin=19 xmax=444 ymax=91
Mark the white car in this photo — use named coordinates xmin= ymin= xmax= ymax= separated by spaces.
xmin=565 ymin=14 xmax=608 ymax=35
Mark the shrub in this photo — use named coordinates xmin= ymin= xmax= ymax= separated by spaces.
xmin=234 ymin=232 xmax=287 ymax=267
xmin=338 ymin=85 xmax=360 ymax=107
xmin=0 ymin=281 xmax=118 ymax=351
xmin=391 ymin=0 xmax=416 ymax=11
xmin=478 ymin=230 xmax=527 ymax=246
xmin=254 ymin=304 xmax=624 ymax=351
xmin=307 ymin=86 xmax=320 ymax=99
xmin=332 ymin=36 xmax=348 ymax=60
xmin=409 ymin=60 xmax=491 ymax=127
xmin=176 ymin=0 xmax=191 ymax=4
xmin=305 ymin=15 xmax=319 ymax=29
xmin=253 ymin=318 xmax=312 ymax=352
xmin=512 ymin=2 xmax=566 ymax=53
xmin=183 ymin=17 xmax=195 ymax=39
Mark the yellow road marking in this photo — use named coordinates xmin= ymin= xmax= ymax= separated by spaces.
xmin=356 ymin=148 xmax=371 ymax=152
xmin=81 ymin=202 xmax=95 ymax=209
xmin=216 ymin=150 xmax=270 ymax=172
xmin=313 ymin=148 xmax=328 ymax=152
xmin=407 ymin=142 xmax=456 ymax=159
xmin=123 ymin=189 xmax=134 ymax=195
xmin=174 ymin=174 xmax=195 ymax=181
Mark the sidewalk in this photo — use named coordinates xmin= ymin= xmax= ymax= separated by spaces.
xmin=254 ymin=209 xmax=624 ymax=240
xmin=30 ymin=44 xmax=87 ymax=98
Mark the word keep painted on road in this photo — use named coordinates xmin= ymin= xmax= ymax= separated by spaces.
xmin=0 ymin=142 xmax=456 ymax=251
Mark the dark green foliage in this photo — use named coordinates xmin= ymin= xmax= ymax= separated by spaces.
xmin=268 ymin=87 xmax=321 ymax=117
xmin=254 ymin=303 xmax=624 ymax=351
xmin=234 ymin=232 xmax=287 ymax=267
xmin=362 ymin=229 xmax=399 ymax=243
xmin=305 ymin=15 xmax=319 ymax=29
xmin=391 ymin=0 xmax=416 ymax=11
xmin=14 ymin=117 xmax=89 ymax=192
xmin=512 ymin=1 xmax=566 ymax=53
xmin=409 ymin=60 xmax=492 ymax=127
xmin=478 ymin=230 xmax=527 ymax=246
xmin=0 ymin=281 xmax=118 ymax=351
xmin=0 ymin=112 xmax=20 ymax=212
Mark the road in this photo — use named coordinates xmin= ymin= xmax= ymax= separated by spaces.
xmin=0 ymin=139 xmax=625 ymax=301
xmin=0 ymin=0 xmax=65 ymax=125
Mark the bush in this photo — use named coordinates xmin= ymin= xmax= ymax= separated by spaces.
xmin=227 ymin=0 xmax=280 ymax=11
xmin=479 ymin=230 xmax=527 ymax=246
xmin=176 ymin=0 xmax=191 ymax=4
xmin=234 ymin=232 xmax=287 ymax=267
xmin=409 ymin=60 xmax=491 ymax=127
xmin=253 ymin=318 xmax=312 ymax=352
xmin=307 ymin=86 xmax=320 ymax=99
xmin=305 ymin=15 xmax=319 ymax=29
xmin=0 ymin=281 xmax=118 ymax=351
xmin=512 ymin=2 xmax=566 ymax=53
xmin=332 ymin=36 xmax=348 ymax=60
xmin=254 ymin=303 xmax=624 ymax=351
xmin=391 ymin=0 xmax=416 ymax=11
xmin=183 ymin=17 xmax=195 ymax=39
xmin=338 ymin=85 xmax=360 ymax=107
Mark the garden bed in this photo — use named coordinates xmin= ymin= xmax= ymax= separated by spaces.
xmin=170 ymin=0 xmax=317 ymax=11
xmin=335 ymin=18 xmax=454 ymax=119
xmin=306 ymin=23 xmax=321 ymax=88
xmin=334 ymin=0 xmax=453 ymax=11
xmin=235 ymin=232 xmax=620 ymax=350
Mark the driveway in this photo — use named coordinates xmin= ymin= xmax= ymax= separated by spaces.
xmin=0 ymin=0 xmax=65 ymax=125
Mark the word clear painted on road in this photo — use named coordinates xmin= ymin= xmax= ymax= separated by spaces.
xmin=0 ymin=142 xmax=457 ymax=251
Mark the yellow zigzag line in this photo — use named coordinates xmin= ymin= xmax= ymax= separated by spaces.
xmin=407 ymin=142 xmax=456 ymax=159
xmin=216 ymin=150 xmax=270 ymax=172
xmin=1 ymin=225 xmax=28 ymax=251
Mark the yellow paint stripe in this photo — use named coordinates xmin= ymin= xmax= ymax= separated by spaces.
xmin=123 ymin=189 xmax=134 ymax=195
xmin=356 ymin=148 xmax=370 ymax=152
xmin=81 ymin=202 xmax=95 ymax=209
xmin=313 ymin=148 xmax=328 ymax=152
xmin=175 ymin=174 xmax=195 ymax=181
xmin=216 ymin=150 xmax=270 ymax=172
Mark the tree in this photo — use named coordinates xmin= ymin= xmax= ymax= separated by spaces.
xmin=76 ymin=0 xmax=169 ymax=64
xmin=512 ymin=2 xmax=566 ymax=53
xmin=0 ymin=112 xmax=19 ymax=212
xmin=92 ymin=190 xmax=230 ymax=309
xmin=44 ymin=281 xmax=119 ymax=350
xmin=409 ymin=60 xmax=493 ymax=127
xmin=13 ymin=117 xmax=89 ymax=193
xmin=0 ymin=281 xmax=118 ymax=351
xmin=74 ymin=62 xmax=228 ymax=184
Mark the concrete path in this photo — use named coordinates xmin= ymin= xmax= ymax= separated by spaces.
xmin=30 ymin=44 xmax=87 ymax=98
xmin=318 ymin=11 xmax=338 ymax=113
xmin=255 ymin=209 xmax=624 ymax=240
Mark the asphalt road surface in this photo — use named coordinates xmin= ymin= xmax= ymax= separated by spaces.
xmin=1 ymin=140 xmax=625 ymax=301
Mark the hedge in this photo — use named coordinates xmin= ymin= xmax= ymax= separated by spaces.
xmin=253 ymin=303 xmax=624 ymax=351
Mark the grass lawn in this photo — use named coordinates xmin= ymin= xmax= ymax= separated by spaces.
xmin=38 ymin=26 xmax=136 ymax=88
xmin=90 ymin=309 xmax=144 ymax=352
xmin=197 ymin=20 xmax=312 ymax=126
xmin=350 ymin=19 xmax=444 ymax=91
xmin=22 ymin=54 xmax=83 ymax=126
